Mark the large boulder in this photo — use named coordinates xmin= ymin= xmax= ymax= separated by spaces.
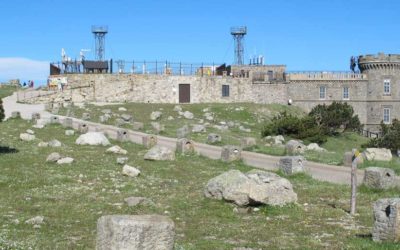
xmin=46 ymin=152 xmax=61 ymax=163
xmin=150 ymin=111 xmax=162 ymax=121
xmin=76 ymin=132 xmax=110 ymax=146
xmin=96 ymin=215 xmax=175 ymax=250
xmin=144 ymin=145 xmax=175 ymax=161
xmin=122 ymin=165 xmax=141 ymax=177
xmin=20 ymin=133 xmax=35 ymax=142
xmin=306 ymin=143 xmax=326 ymax=152
xmin=204 ymin=169 xmax=297 ymax=206
xmin=363 ymin=148 xmax=392 ymax=162
xmin=363 ymin=167 xmax=397 ymax=189
xmin=285 ymin=140 xmax=305 ymax=155
xmin=121 ymin=114 xmax=133 ymax=122
xmin=183 ymin=111 xmax=194 ymax=119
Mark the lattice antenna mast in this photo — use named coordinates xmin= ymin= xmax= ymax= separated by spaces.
xmin=231 ymin=26 xmax=247 ymax=65
xmin=92 ymin=26 xmax=108 ymax=61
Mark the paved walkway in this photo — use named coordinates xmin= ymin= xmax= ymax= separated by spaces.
xmin=3 ymin=91 xmax=365 ymax=186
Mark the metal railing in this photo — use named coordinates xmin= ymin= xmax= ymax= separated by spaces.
xmin=286 ymin=71 xmax=367 ymax=81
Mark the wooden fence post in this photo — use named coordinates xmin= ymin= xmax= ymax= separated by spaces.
xmin=350 ymin=148 xmax=359 ymax=215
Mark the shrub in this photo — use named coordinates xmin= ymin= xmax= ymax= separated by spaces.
xmin=365 ymin=120 xmax=400 ymax=151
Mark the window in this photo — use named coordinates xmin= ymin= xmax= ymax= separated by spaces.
xmin=222 ymin=85 xmax=230 ymax=97
xmin=319 ymin=86 xmax=326 ymax=99
xmin=384 ymin=79 xmax=391 ymax=95
xmin=343 ymin=87 xmax=349 ymax=100
xmin=383 ymin=108 xmax=391 ymax=124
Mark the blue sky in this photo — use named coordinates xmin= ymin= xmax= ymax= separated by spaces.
xmin=0 ymin=0 xmax=399 ymax=84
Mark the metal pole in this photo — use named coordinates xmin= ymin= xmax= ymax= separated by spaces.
xmin=180 ymin=62 xmax=182 ymax=76
xmin=350 ymin=148 xmax=358 ymax=215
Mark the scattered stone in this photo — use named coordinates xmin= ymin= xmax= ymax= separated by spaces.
xmin=142 ymin=135 xmax=157 ymax=148
xmin=363 ymin=167 xmax=397 ymax=189
xmin=118 ymin=107 xmax=127 ymax=112
xmin=48 ymin=139 xmax=62 ymax=147
xmin=144 ymin=145 xmax=175 ymax=161
xmin=306 ymin=143 xmax=326 ymax=152
xmin=176 ymin=138 xmax=195 ymax=155
xmin=117 ymin=157 xmax=128 ymax=165
xmin=57 ymin=157 xmax=74 ymax=164
xmin=65 ymin=130 xmax=75 ymax=136
xmin=239 ymin=126 xmax=251 ymax=133
xmin=132 ymin=122 xmax=144 ymax=130
xmin=264 ymin=135 xmax=285 ymax=146
xmin=46 ymin=152 xmax=61 ymax=163
xmin=106 ymin=145 xmax=127 ymax=155
xmin=26 ymin=129 xmax=35 ymax=135
xmin=167 ymin=116 xmax=174 ymax=121
xmin=11 ymin=111 xmax=21 ymax=119
xmin=38 ymin=141 xmax=49 ymax=147
xmin=204 ymin=112 xmax=214 ymax=121
xmin=285 ymin=140 xmax=306 ymax=155
xmin=207 ymin=133 xmax=222 ymax=144
xmin=20 ymin=133 xmax=35 ymax=141
xmin=99 ymin=115 xmax=110 ymax=123
xmin=227 ymin=121 xmax=235 ymax=127
xmin=121 ymin=114 xmax=133 ymax=122
xmin=150 ymin=111 xmax=162 ymax=121
xmin=221 ymin=145 xmax=241 ymax=162
xmin=101 ymin=109 xmax=112 ymax=115
xmin=122 ymin=165 xmax=141 ymax=177
xmin=279 ymin=156 xmax=306 ymax=175
xmin=124 ymin=197 xmax=153 ymax=207
xmin=151 ymin=122 xmax=165 ymax=134
xmin=96 ymin=215 xmax=175 ymax=250
xmin=372 ymin=198 xmax=400 ymax=242
xmin=173 ymin=105 xmax=182 ymax=112
xmin=204 ymin=169 xmax=297 ymax=206
xmin=363 ymin=148 xmax=393 ymax=162
xmin=176 ymin=125 xmax=190 ymax=139
xmin=213 ymin=124 xmax=229 ymax=131
xmin=25 ymin=216 xmax=44 ymax=225
xmin=82 ymin=113 xmax=91 ymax=120
xmin=192 ymin=124 xmax=206 ymax=133
xmin=76 ymin=132 xmax=110 ymax=146
xmin=33 ymin=124 xmax=45 ymax=129
xmin=241 ymin=137 xmax=257 ymax=148
xmin=115 ymin=118 xmax=125 ymax=127
xmin=183 ymin=111 xmax=194 ymax=119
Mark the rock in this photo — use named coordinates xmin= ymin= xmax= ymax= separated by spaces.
xmin=57 ymin=157 xmax=74 ymax=164
xmin=279 ymin=156 xmax=306 ymax=175
xmin=76 ymin=132 xmax=110 ymax=146
xmin=99 ymin=115 xmax=109 ymax=123
xmin=264 ymin=135 xmax=285 ymax=145
xmin=285 ymin=140 xmax=306 ymax=155
xmin=192 ymin=124 xmax=206 ymax=133
xmin=204 ymin=112 xmax=214 ymax=121
xmin=48 ymin=139 xmax=62 ymax=147
xmin=176 ymin=125 xmax=190 ymax=139
xmin=173 ymin=105 xmax=182 ymax=112
xmin=121 ymin=114 xmax=133 ymax=122
xmin=96 ymin=215 xmax=175 ymax=250
xmin=101 ymin=109 xmax=112 ymax=114
xmin=221 ymin=145 xmax=241 ymax=162
xmin=25 ymin=216 xmax=44 ymax=225
xmin=183 ymin=111 xmax=194 ymax=119
xmin=132 ymin=122 xmax=144 ymax=130
xmin=176 ymin=138 xmax=195 ymax=155
xmin=372 ymin=198 xmax=400 ymax=242
xmin=115 ymin=118 xmax=126 ymax=127
xmin=118 ymin=107 xmax=127 ymax=112
xmin=122 ymin=165 xmax=141 ymax=177
xmin=144 ymin=145 xmax=175 ymax=161
xmin=124 ymin=197 xmax=153 ymax=207
xmin=363 ymin=148 xmax=393 ymax=162
xmin=20 ymin=133 xmax=35 ymax=141
xmin=38 ymin=141 xmax=49 ymax=147
xmin=239 ymin=126 xmax=251 ymax=133
xmin=82 ymin=113 xmax=91 ymax=120
xmin=363 ymin=167 xmax=397 ymax=189
xmin=26 ymin=129 xmax=35 ymax=135
xmin=167 ymin=116 xmax=174 ymax=121
xmin=207 ymin=133 xmax=222 ymax=144
xmin=151 ymin=122 xmax=165 ymax=134
xmin=204 ymin=169 xmax=297 ymax=206
xmin=106 ymin=145 xmax=127 ymax=155
xmin=33 ymin=124 xmax=45 ymax=129
xmin=213 ymin=125 xmax=229 ymax=131
xmin=117 ymin=157 xmax=128 ymax=165
xmin=241 ymin=137 xmax=257 ymax=148
xmin=306 ymin=143 xmax=326 ymax=152
xmin=11 ymin=111 xmax=21 ymax=119
xmin=46 ymin=152 xmax=61 ymax=163
xmin=65 ymin=130 xmax=75 ymax=136
xmin=150 ymin=111 xmax=162 ymax=121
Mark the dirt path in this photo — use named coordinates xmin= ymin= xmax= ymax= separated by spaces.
xmin=4 ymin=91 xmax=364 ymax=186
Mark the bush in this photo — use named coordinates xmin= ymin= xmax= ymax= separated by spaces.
xmin=365 ymin=120 xmax=400 ymax=151
xmin=0 ymin=99 xmax=4 ymax=122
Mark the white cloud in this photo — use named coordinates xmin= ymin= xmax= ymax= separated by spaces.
xmin=0 ymin=57 xmax=48 ymax=84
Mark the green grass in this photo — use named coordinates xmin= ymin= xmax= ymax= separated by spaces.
xmin=0 ymin=85 xmax=18 ymax=99
xmin=1 ymin=119 xmax=400 ymax=249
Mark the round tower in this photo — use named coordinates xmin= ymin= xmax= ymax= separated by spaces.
xmin=358 ymin=53 xmax=400 ymax=132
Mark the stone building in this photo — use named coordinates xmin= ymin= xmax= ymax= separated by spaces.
xmin=35 ymin=53 xmax=399 ymax=133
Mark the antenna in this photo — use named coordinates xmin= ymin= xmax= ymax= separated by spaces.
xmin=230 ymin=26 xmax=247 ymax=65
xmin=92 ymin=25 xmax=108 ymax=61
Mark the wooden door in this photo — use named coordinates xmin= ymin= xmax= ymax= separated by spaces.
xmin=179 ymin=84 xmax=190 ymax=103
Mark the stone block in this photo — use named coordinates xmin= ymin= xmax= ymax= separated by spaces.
xmin=176 ymin=138 xmax=195 ymax=155
xmin=31 ymin=112 xmax=40 ymax=122
xmin=117 ymin=129 xmax=129 ymax=142
xmin=78 ymin=123 xmax=89 ymax=134
xmin=221 ymin=145 xmax=241 ymax=162
xmin=372 ymin=198 xmax=400 ymax=242
xmin=11 ymin=111 xmax=21 ymax=119
xmin=363 ymin=167 xmax=396 ymax=189
xmin=279 ymin=156 xmax=305 ymax=175
xmin=285 ymin=140 xmax=305 ymax=155
xmin=50 ymin=116 xmax=60 ymax=124
xmin=63 ymin=118 xmax=73 ymax=128
xmin=142 ymin=135 xmax=157 ymax=148
xmin=96 ymin=215 xmax=175 ymax=250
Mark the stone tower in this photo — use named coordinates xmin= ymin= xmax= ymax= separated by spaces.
xmin=358 ymin=53 xmax=400 ymax=131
